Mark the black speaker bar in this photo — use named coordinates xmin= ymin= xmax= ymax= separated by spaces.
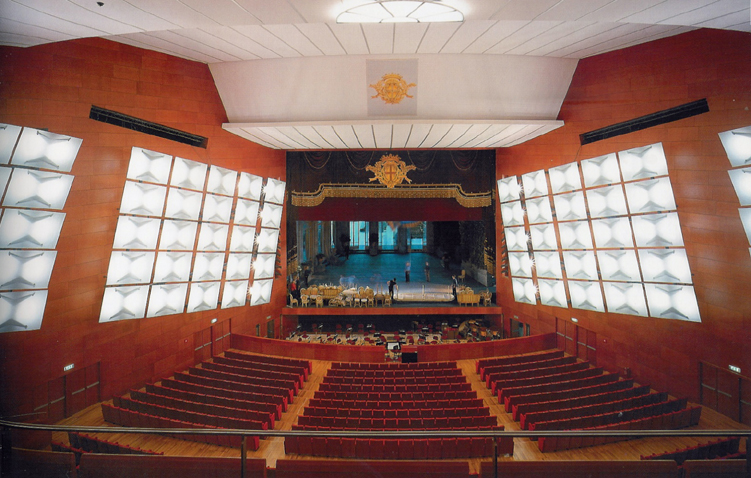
xmin=89 ymin=105 xmax=208 ymax=148
xmin=580 ymin=99 xmax=709 ymax=145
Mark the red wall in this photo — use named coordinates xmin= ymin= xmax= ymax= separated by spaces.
xmin=0 ymin=38 xmax=286 ymax=419
xmin=495 ymin=29 xmax=751 ymax=402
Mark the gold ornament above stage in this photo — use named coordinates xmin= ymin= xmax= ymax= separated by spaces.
xmin=366 ymin=154 xmax=416 ymax=188
xmin=369 ymin=73 xmax=417 ymax=105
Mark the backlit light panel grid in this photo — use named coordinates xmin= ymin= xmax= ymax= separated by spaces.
xmin=100 ymin=147 xmax=284 ymax=322
xmin=719 ymin=125 xmax=751 ymax=260
xmin=0 ymin=123 xmax=83 ymax=333
xmin=498 ymin=142 xmax=700 ymax=322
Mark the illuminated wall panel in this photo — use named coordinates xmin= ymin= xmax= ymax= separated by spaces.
xmin=719 ymin=125 xmax=751 ymax=263
xmin=500 ymin=201 xmax=524 ymax=227
xmin=0 ymin=124 xmax=22 ymax=163
xmin=563 ymin=251 xmax=598 ymax=281
xmin=603 ymin=282 xmax=648 ymax=317
xmin=644 ymin=283 xmax=701 ymax=322
xmin=171 ymin=157 xmax=207 ymax=191
xmin=0 ymin=209 xmax=66 ymax=249
xmin=512 ymin=277 xmax=537 ymax=305
xmin=147 ymin=283 xmax=189 ymax=318
xmin=632 ymin=213 xmax=684 ymax=247
xmin=497 ymin=176 xmax=521 ymax=203
xmin=533 ymin=251 xmax=562 ymax=279
xmin=521 ymin=170 xmax=548 ymax=198
xmin=238 ymin=172 xmax=264 ymax=201
xmin=526 ymin=196 xmax=553 ymax=224
xmin=99 ymin=286 xmax=149 ymax=323
xmin=591 ymin=217 xmax=633 ymax=248
xmin=249 ymin=279 xmax=273 ymax=306
xmin=549 ymin=162 xmax=581 ymax=194
xmin=582 ymin=153 xmax=620 ymax=187
xmin=0 ymin=250 xmax=57 ymax=290
xmin=4 ymin=170 xmax=75 ymax=210
xmin=264 ymin=178 xmax=286 ymax=204
xmin=553 ymin=191 xmax=587 ymax=221
xmin=119 ymin=182 xmax=167 ymax=217
xmin=597 ymin=249 xmax=640 ymax=282
xmin=505 ymin=226 xmax=528 ymax=252
xmin=256 ymin=228 xmax=279 ymax=254
xmin=187 ymin=281 xmax=220 ymax=313
xmin=12 ymin=127 xmax=82 ymax=172
xmin=568 ymin=280 xmax=605 ymax=312
xmin=509 ymin=252 xmax=533 ymax=278
xmin=227 ymin=253 xmax=253 ymax=280
xmin=222 ymin=280 xmax=249 ymax=309
xmin=112 ymin=216 xmax=161 ymax=250
xmin=127 ymin=148 xmax=171 ymax=183
xmin=585 ymin=185 xmax=628 ymax=219
xmin=529 ymin=223 xmax=556 ymax=250
xmin=618 ymin=143 xmax=669 ymax=180
xmin=558 ymin=221 xmax=593 ymax=250
xmin=0 ymin=290 xmax=48 ymax=333
xmin=538 ymin=279 xmax=567 ymax=308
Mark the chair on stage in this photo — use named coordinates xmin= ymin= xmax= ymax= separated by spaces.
xmin=301 ymin=295 xmax=310 ymax=307
xmin=289 ymin=294 xmax=299 ymax=307
xmin=458 ymin=270 xmax=466 ymax=284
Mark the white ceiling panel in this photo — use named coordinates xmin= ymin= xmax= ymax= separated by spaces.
xmin=361 ymin=23 xmax=394 ymax=54
xmin=69 ymin=0 xmax=181 ymax=31
xmin=264 ymin=24 xmax=321 ymax=57
xmin=507 ymin=21 xmax=596 ymax=55
xmin=575 ymin=0 xmax=672 ymax=22
xmin=439 ymin=20 xmax=496 ymax=53
xmin=238 ymin=128 xmax=286 ymax=149
xmin=116 ymin=32 xmax=222 ymax=62
xmin=256 ymin=127 xmax=304 ymax=149
xmin=142 ymin=30 xmax=240 ymax=62
xmin=697 ymin=8 xmax=751 ymax=29
xmin=178 ymin=0 xmax=261 ymax=26
xmin=536 ymin=0 xmax=621 ymax=21
xmin=418 ymin=124 xmax=455 ymax=148
xmin=453 ymin=124 xmax=494 ymax=148
xmin=119 ymin=0 xmax=223 ymax=28
xmin=296 ymin=23 xmax=346 ymax=56
xmin=474 ymin=124 xmax=527 ymax=148
xmin=667 ymin=1 xmax=748 ymax=26
xmin=12 ymin=0 xmax=141 ymax=35
xmin=1 ymin=1 xmax=109 ymax=38
xmin=275 ymin=127 xmax=325 ymax=149
xmin=232 ymin=0 xmax=306 ymax=24
xmin=294 ymin=126 xmax=337 ymax=149
xmin=562 ymin=24 xmax=690 ymax=58
xmin=372 ymin=124 xmax=393 ymax=149
xmin=332 ymin=125 xmax=363 ymax=148
xmin=231 ymin=25 xmax=301 ymax=58
xmin=621 ymin=0 xmax=725 ymax=24
xmin=329 ymin=23 xmax=370 ymax=55
xmin=461 ymin=20 xmax=530 ymax=54
xmin=435 ymin=124 xmax=473 ymax=148
xmin=416 ymin=22 xmax=462 ymax=54
xmin=391 ymin=124 xmax=414 ymax=149
xmin=352 ymin=124 xmax=377 ymax=149
xmin=489 ymin=0 xmax=570 ymax=21
xmin=405 ymin=124 xmax=434 ymax=148
xmin=175 ymin=28 xmax=260 ymax=61
xmin=533 ymin=22 xmax=625 ymax=57
xmin=393 ymin=23 xmax=429 ymax=54
xmin=312 ymin=126 xmax=348 ymax=149
xmin=485 ymin=21 xmax=564 ymax=54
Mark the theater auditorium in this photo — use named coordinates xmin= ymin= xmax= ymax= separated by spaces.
xmin=0 ymin=1 xmax=750 ymax=477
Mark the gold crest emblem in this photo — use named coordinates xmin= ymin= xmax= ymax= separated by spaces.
xmin=369 ymin=73 xmax=416 ymax=105
xmin=366 ymin=154 xmax=417 ymax=188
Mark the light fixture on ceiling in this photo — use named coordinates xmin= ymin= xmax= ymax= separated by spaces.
xmin=337 ymin=1 xmax=463 ymax=23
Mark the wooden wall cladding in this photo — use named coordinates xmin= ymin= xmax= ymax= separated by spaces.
xmin=0 ymin=38 xmax=286 ymax=419
xmin=495 ymin=29 xmax=751 ymax=403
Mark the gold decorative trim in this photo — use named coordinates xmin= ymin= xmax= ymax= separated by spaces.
xmin=291 ymin=183 xmax=491 ymax=208
xmin=369 ymin=73 xmax=416 ymax=105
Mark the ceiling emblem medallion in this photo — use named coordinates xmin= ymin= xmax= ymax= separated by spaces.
xmin=366 ymin=154 xmax=417 ymax=188
xmin=369 ymin=73 xmax=416 ymax=105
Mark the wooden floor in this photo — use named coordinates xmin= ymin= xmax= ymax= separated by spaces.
xmin=53 ymin=354 xmax=748 ymax=475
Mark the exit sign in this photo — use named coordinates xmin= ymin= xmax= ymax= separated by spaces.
xmin=729 ymin=365 xmax=741 ymax=374
xmin=63 ymin=363 xmax=74 ymax=372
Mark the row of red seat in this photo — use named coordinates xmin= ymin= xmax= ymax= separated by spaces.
xmin=211 ymin=356 xmax=305 ymax=386
xmin=77 ymin=453 xmax=267 ymax=478
xmin=322 ymin=375 xmax=467 ymax=386
xmin=486 ymin=361 xmax=592 ymax=389
xmin=641 ymin=437 xmax=742 ymax=464
xmin=68 ymin=432 xmax=162 ymax=456
xmin=319 ymin=382 xmax=472 ymax=393
xmin=476 ymin=349 xmax=564 ymax=373
xmin=478 ymin=460 xmax=680 ymax=478
xmin=146 ymin=383 xmax=281 ymax=420
xmin=332 ymin=361 xmax=457 ymax=370
xmin=186 ymin=368 xmax=295 ymax=402
xmin=303 ymin=405 xmax=490 ymax=419
xmin=510 ymin=377 xmax=633 ymax=418
xmin=199 ymin=362 xmax=300 ymax=392
xmin=284 ymin=436 xmax=513 ymax=460
xmin=130 ymin=389 xmax=275 ymax=428
xmin=216 ymin=354 xmax=309 ymax=380
xmin=494 ymin=367 xmax=604 ymax=397
xmin=308 ymin=397 xmax=484 ymax=411
xmin=520 ymin=392 xmax=668 ymax=430
xmin=537 ymin=406 xmax=702 ymax=452
xmin=171 ymin=372 xmax=288 ymax=410
xmin=327 ymin=368 xmax=463 ymax=379
xmin=479 ymin=355 xmax=578 ymax=380
xmin=101 ymin=403 xmax=260 ymax=450
xmin=297 ymin=414 xmax=498 ymax=429
xmin=313 ymin=389 xmax=477 ymax=402
xmin=225 ymin=349 xmax=312 ymax=373
xmin=503 ymin=373 xmax=622 ymax=411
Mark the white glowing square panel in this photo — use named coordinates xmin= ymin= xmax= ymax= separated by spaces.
xmin=202 ymin=193 xmax=233 ymax=223
xmin=264 ymin=178 xmax=286 ymax=204
xmin=603 ymin=282 xmax=648 ymax=317
xmin=0 ymin=167 xmax=10 ymax=194
xmin=147 ymin=283 xmax=188 ymax=318
xmin=567 ymin=280 xmax=605 ymax=312
xmin=3 ymin=169 xmax=74 ymax=210
xmin=0 ymin=124 xmax=22 ymax=164
xmin=226 ymin=253 xmax=253 ymax=280
xmin=99 ymin=285 xmax=149 ymax=322
xmin=553 ymin=191 xmax=587 ymax=222
xmin=638 ymin=249 xmax=692 ymax=284
xmin=153 ymin=252 xmax=193 ymax=283
xmin=164 ymin=188 xmax=203 ymax=221
xmin=126 ymin=147 xmax=172 ymax=184
xmin=229 ymin=225 xmax=256 ymax=252
xmin=548 ymin=162 xmax=581 ymax=194
xmin=644 ymin=283 xmax=701 ymax=322
xmin=596 ymin=249 xmax=641 ymax=282
xmin=585 ymin=185 xmax=628 ymax=219
xmin=256 ymin=228 xmax=279 ymax=254
xmin=0 ymin=290 xmax=48 ymax=333
xmin=0 ymin=250 xmax=57 ymax=290
xmin=497 ymin=176 xmax=521 ymax=203
xmin=581 ymin=153 xmax=621 ymax=188
xmin=618 ymin=143 xmax=669 ymax=181
xmin=624 ymin=177 xmax=677 ymax=213
xmin=530 ymin=223 xmax=557 ymax=250
xmin=558 ymin=220 xmax=593 ymax=250
xmin=512 ymin=277 xmax=537 ymax=305
xmin=158 ymin=220 xmax=198 ymax=251
xmin=192 ymin=253 xmax=225 ymax=281
xmin=591 ymin=217 xmax=634 ymax=248
xmin=718 ymin=126 xmax=751 ymax=167
xmin=170 ymin=157 xmax=207 ymax=191
xmin=105 ymin=251 xmax=155 ymax=285
xmin=508 ymin=251 xmax=533 ymax=278
xmin=238 ymin=172 xmax=264 ymax=200
xmin=538 ymin=279 xmax=567 ymax=308
xmin=526 ymin=196 xmax=553 ymax=224
xmin=260 ymin=204 xmax=283 ymax=229
xmin=187 ymin=281 xmax=220 ymax=313
xmin=501 ymin=201 xmax=525 ymax=227
xmin=207 ymin=165 xmax=238 ymax=196
xmin=112 ymin=216 xmax=161 ymax=250
xmin=119 ymin=181 xmax=167 ymax=217
xmin=533 ymin=251 xmax=562 ymax=279
xmin=249 ymin=279 xmax=273 ymax=306
xmin=253 ymin=253 xmax=276 ymax=279
xmin=222 ymin=280 xmax=248 ymax=309
xmin=728 ymin=168 xmax=751 ymax=206
xmin=739 ymin=208 xmax=751 ymax=244
xmin=235 ymin=199 xmax=260 ymax=226
xmin=0 ymin=209 xmax=66 ymax=249
xmin=11 ymin=128 xmax=82 ymax=172
xmin=504 ymin=226 xmax=528 ymax=252
xmin=562 ymin=250 xmax=598 ymax=280
xmin=521 ymin=170 xmax=548 ymax=198
xmin=197 ymin=223 xmax=229 ymax=251
xmin=632 ymin=213 xmax=684 ymax=247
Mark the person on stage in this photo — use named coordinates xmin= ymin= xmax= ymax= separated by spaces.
xmin=405 ymin=261 xmax=411 ymax=282
xmin=452 ymin=275 xmax=458 ymax=301
xmin=424 ymin=261 xmax=430 ymax=282
xmin=388 ymin=278 xmax=397 ymax=301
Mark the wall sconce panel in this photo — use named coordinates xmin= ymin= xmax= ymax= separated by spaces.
xmin=235 ymin=199 xmax=260 ymax=226
xmin=567 ymin=280 xmax=605 ymax=312
xmin=99 ymin=285 xmax=149 ymax=322
xmin=530 ymin=223 xmax=557 ymax=250
xmin=0 ymin=250 xmax=57 ymax=290
xmin=597 ymin=249 xmax=641 ymax=282
xmin=603 ymin=282 xmax=648 ymax=316
xmin=105 ymin=251 xmax=155 ymax=285
xmin=500 ymin=201 xmax=525 ymax=227
xmin=164 ymin=188 xmax=202 ymax=220
xmin=12 ymin=128 xmax=82 ymax=172
xmin=624 ymin=177 xmax=676 ymax=213
xmin=553 ymin=191 xmax=587 ymax=221
xmin=170 ymin=157 xmax=207 ymax=191
xmin=632 ymin=213 xmax=684 ymax=247
xmin=256 ymin=228 xmax=280 ymax=254
xmin=230 ymin=225 xmax=256 ymax=252
xmin=207 ymin=165 xmax=238 ymax=196
xmin=585 ymin=184 xmax=628 ymax=219
xmin=153 ymin=251 xmax=193 ymax=283
xmin=512 ymin=277 xmax=537 ymax=305
xmin=558 ymin=220 xmax=593 ymax=250
xmin=202 ymin=193 xmax=233 ymax=223
xmin=147 ymin=283 xmax=188 ymax=318
xmin=718 ymin=126 xmax=751 ymax=167
xmin=739 ymin=208 xmax=751 ymax=244
xmin=0 ymin=124 xmax=22 ymax=164
xmin=264 ymin=178 xmax=286 ymax=204
xmin=645 ymin=283 xmax=701 ymax=322
xmin=126 ymin=147 xmax=172 ymax=184
xmin=227 ymin=253 xmax=253 ymax=280
xmin=192 ymin=252 xmax=225 ymax=281
xmin=582 ymin=153 xmax=621 ymax=188
xmin=158 ymin=219 xmax=198 ymax=251
xmin=253 ymin=253 xmax=276 ymax=280
xmin=533 ymin=251 xmax=562 ymax=279
xmin=591 ymin=217 xmax=634 ymax=248
xmin=562 ymin=250 xmax=598 ymax=280
xmin=187 ymin=281 xmax=220 ymax=313
xmin=638 ymin=248 xmax=692 ymax=284
xmin=119 ymin=181 xmax=167 ymax=217
xmin=618 ymin=143 xmax=669 ymax=181
xmin=728 ymin=167 xmax=751 ymax=205
xmin=521 ymin=170 xmax=548 ymax=198
xmin=497 ymin=176 xmax=521 ymax=203
xmin=249 ymin=279 xmax=273 ymax=306
xmin=538 ymin=279 xmax=567 ymax=308
xmin=526 ymin=196 xmax=553 ymax=224
xmin=112 ymin=216 xmax=161 ymax=250
xmin=504 ymin=226 xmax=528 ymax=252
xmin=0 ymin=209 xmax=66 ymax=249
xmin=549 ymin=162 xmax=581 ymax=194
xmin=260 ymin=204 xmax=283 ymax=229
xmin=238 ymin=172 xmax=264 ymax=200
xmin=509 ymin=251 xmax=533 ymax=278
xmin=0 ymin=290 xmax=47 ymax=332
xmin=222 ymin=280 xmax=248 ymax=309
xmin=4 ymin=170 xmax=75 ymax=210
xmin=197 ymin=223 xmax=229 ymax=251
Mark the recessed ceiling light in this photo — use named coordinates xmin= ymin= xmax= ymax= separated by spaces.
xmin=337 ymin=1 xmax=463 ymax=23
